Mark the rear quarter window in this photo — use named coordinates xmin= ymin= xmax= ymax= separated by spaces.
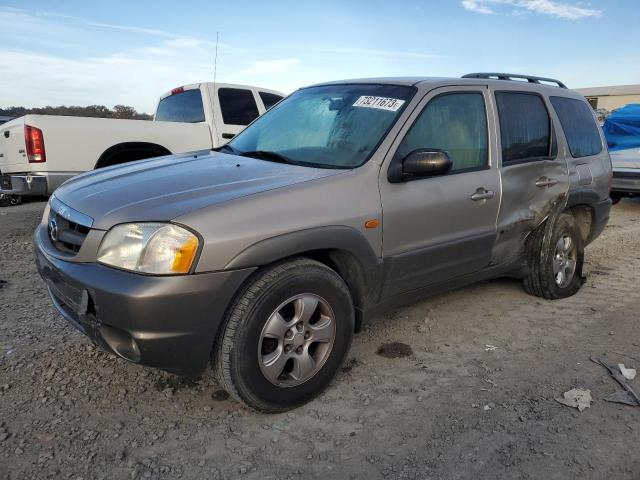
xmin=155 ymin=89 xmax=205 ymax=123
xmin=495 ymin=92 xmax=552 ymax=165
xmin=259 ymin=92 xmax=284 ymax=110
xmin=218 ymin=88 xmax=260 ymax=126
xmin=550 ymin=96 xmax=602 ymax=157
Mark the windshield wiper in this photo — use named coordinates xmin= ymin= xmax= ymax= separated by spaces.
xmin=238 ymin=150 xmax=299 ymax=165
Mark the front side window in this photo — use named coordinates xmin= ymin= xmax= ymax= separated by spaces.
xmin=550 ymin=96 xmax=602 ymax=158
xmin=495 ymin=92 xmax=551 ymax=164
xmin=218 ymin=88 xmax=260 ymax=126
xmin=397 ymin=92 xmax=488 ymax=173
xmin=227 ymin=84 xmax=415 ymax=169
xmin=155 ymin=89 xmax=205 ymax=123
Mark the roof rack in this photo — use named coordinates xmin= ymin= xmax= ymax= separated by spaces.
xmin=462 ymin=73 xmax=567 ymax=89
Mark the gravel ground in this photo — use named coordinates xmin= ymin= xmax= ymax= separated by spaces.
xmin=1 ymin=198 xmax=639 ymax=480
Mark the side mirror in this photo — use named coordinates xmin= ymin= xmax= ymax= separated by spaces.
xmin=401 ymin=149 xmax=452 ymax=180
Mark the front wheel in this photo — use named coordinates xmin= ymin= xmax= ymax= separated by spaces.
xmin=523 ymin=212 xmax=585 ymax=299
xmin=214 ymin=258 xmax=354 ymax=412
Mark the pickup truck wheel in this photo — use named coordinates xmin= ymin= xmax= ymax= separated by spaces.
xmin=0 ymin=194 xmax=21 ymax=207
xmin=214 ymin=258 xmax=354 ymax=412
xmin=523 ymin=212 xmax=584 ymax=299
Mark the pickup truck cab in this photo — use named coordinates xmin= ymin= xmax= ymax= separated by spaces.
xmin=0 ymin=83 xmax=284 ymax=201
xmin=34 ymin=74 xmax=611 ymax=412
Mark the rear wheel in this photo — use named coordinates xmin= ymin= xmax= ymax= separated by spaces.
xmin=523 ymin=212 xmax=584 ymax=299
xmin=214 ymin=258 xmax=354 ymax=412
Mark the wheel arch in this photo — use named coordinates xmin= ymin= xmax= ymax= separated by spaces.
xmin=565 ymin=190 xmax=601 ymax=244
xmin=94 ymin=142 xmax=172 ymax=169
xmin=224 ymin=227 xmax=384 ymax=331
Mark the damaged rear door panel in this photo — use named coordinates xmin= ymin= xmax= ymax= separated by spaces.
xmin=490 ymin=89 xmax=570 ymax=266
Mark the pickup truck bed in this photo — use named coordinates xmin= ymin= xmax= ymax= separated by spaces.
xmin=0 ymin=115 xmax=212 ymax=196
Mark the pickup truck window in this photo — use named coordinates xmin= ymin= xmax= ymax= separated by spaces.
xmin=550 ymin=96 xmax=602 ymax=158
xmin=259 ymin=92 xmax=284 ymax=110
xmin=495 ymin=92 xmax=551 ymax=165
xmin=228 ymin=84 xmax=415 ymax=169
xmin=398 ymin=92 xmax=488 ymax=173
xmin=218 ymin=88 xmax=260 ymax=126
xmin=155 ymin=89 xmax=205 ymax=123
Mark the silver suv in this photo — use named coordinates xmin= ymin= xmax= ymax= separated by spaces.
xmin=34 ymin=73 xmax=612 ymax=412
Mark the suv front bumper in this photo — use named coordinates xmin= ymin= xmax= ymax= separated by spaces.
xmin=34 ymin=225 xmax=254 ymax=376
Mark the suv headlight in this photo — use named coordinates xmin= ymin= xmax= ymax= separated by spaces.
xmin=97 ymin=223 xmax=199 ymax=275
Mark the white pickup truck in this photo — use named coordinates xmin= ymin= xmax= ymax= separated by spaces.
xmin=0 ymin=82 xmax=284 ymax=202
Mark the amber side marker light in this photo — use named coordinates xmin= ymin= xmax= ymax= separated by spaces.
xmin=172 ymin=236 xmax=199 ymax=273
xmin=364 ymin=219 xmax=380 ymax=229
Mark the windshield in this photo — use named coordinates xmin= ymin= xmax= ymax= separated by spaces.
xmin=227 ymin=84 xmax=415 ymax=168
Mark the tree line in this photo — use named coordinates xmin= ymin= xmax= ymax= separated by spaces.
xmin=0 ymin=105 xmax=152 ymax=120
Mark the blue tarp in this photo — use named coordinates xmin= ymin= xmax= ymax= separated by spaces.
xmin=603 ymin=104 xmax=640 ymax=151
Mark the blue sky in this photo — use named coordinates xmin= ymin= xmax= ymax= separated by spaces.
xmin=0 ymin=0 xmax=638 ymax=113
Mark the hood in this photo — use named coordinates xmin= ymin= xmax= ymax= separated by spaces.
xmin=610 ymin=147 xmax=640 ymax=170
xmin=54 ymin=151 xmax=343 ymax=230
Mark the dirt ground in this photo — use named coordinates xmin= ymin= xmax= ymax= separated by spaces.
xmin=1 ymin=198 xmax=639 ymax=480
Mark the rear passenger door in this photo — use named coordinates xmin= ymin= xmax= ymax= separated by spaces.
xmin=490 ymin=89 xmax=569 ymax=265
xmin=213 ymin=87 xmax=262 ymax=144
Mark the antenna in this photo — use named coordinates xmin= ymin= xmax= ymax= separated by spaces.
xmin=213 ymin=32 xmax=219 ymax=86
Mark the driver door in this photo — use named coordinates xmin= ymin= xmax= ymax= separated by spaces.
xmin=379 ymin=86 xmax=501 ymax=297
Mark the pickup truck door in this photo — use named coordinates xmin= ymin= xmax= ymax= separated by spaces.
xmin=209 ymin=85 xmax=263 ymax=145
xmin=379 ymin=86 xmax=501 ymax=298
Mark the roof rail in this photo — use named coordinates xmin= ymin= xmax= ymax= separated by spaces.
xmin=462 ymin=73 xmax=568 ymax=89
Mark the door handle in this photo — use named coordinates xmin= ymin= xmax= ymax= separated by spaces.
xmin=535 ymin=176 xmax=559 ymax=188
xmin=470 ymin=188 xmax=495 ymax=202
xmin=221 ymin=133 xmax=235 ymax=139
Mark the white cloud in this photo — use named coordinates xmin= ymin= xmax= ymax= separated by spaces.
xmin=242 ymin=58 xmax=300 ymax=76
xmin=287 ymin=45 xmax=448 ymax=61
xmin=461 ymin=0 xmax=602 ymax=19
xmin=462 ymin=0 xmax=495 ymax=14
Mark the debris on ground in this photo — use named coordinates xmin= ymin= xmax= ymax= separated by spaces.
xmin=591 ymin=357 xmax=640 ymax=407
xmin=376 ymin=342 xmax=413 ymax=358
xmin=0 ymin=279 xmax=7 ymax=289
xmin=555 ymin=388 xmax=592 ymax=412
xmin=618 ymin=364 xmax=637 ymax=381
xmin=485 ymin=345 xmax=498 ymax=351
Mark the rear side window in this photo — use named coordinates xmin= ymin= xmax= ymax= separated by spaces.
xmin=155 ymin=89 xmax=205 ymax=123
xmin=398 ymin=92 xmax=488 ymax=173
xmin=550 ymin=97 xmax=602 ymax=157
xmin=259 ymin=92 xmax=283 ymax=110
xmin=218 ymin=88 xmax=259 ymax=125
xmin=495 ymin=92 xmax=551 ymax=164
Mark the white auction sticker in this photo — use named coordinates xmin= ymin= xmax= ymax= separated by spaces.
xmin=352 ymin=96 xmax=405 ymax=112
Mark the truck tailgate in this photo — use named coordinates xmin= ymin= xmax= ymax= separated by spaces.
xmin=0 ymin=117 xmax=27 ymax=174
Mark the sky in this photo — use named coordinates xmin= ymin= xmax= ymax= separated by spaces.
xmin=0 ymin=0 xmax=638 ymax=113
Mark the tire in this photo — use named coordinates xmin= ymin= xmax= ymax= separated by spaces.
xmin=214 ymin=258 xmax=354 ymax=412
xmin=610 ymin=193 xmax=622 ymax=205
xmin=0 ymin=194 xmax=21 ymax=207
xmin=523 ymin=212 xmax=584 ymax=300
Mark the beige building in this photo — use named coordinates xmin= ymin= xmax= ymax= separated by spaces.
xmin=575 ymin=84 xmax=640 ymax=111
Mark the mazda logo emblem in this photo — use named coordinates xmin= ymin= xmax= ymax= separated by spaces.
xmin=48 ymin=217 xmax=58 ymax=242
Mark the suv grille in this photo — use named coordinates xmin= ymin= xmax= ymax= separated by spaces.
xmin=48 ymin=196 xmax=93 ymax=255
